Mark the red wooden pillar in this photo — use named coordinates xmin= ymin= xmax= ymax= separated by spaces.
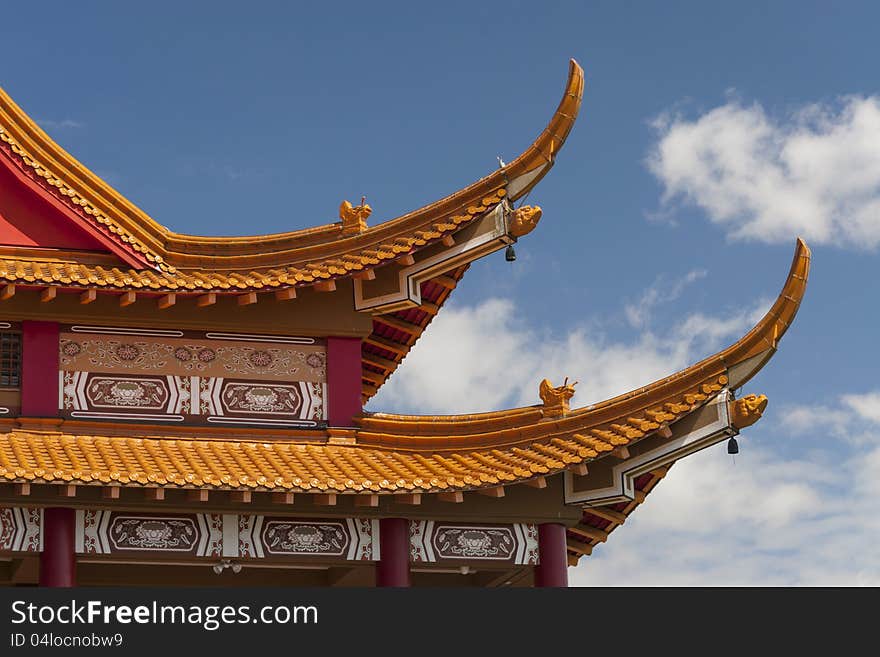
xmin=21 ymin=320 xmax=60 ymax=417
xmin=326 ymin=337 xmax=362 ymax=427
xmin=376 ymin=518 xmax=410 ymax=587
xmin=534 ymin=522 xmax=568 ymax=587
xmin=40 ymin=508 xmax=76 ymax=587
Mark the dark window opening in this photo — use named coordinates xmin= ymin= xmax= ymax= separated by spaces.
xmin=0 ymin=332 xmax=21 ymax=387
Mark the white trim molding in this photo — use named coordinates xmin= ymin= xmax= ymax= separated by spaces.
xmin=564 ymin=390 xmax=736 ymax=507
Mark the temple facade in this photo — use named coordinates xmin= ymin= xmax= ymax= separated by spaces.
xmin=0 ymin=61 xmax=809 ymax=587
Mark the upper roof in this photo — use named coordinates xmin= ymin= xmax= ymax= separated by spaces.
xmin=0 ymin=61 xmax=584 ymax=291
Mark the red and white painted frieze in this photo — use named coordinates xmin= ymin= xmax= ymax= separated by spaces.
xmin=0 ymin=507 xmax=42 ymax=553
xmin=410 ymin=521 xmax=539 ymax=565
xmin=238 ymin=516 xmax=378 ymax=561
xmin=74 ymin=510 xmax=223 ymax=557
xmin=58 ymin=326 xmax=326 ymax=428
xmin=71 ymin=511 xmax=378 ymax=562
xmin=6 ymin=510 xmax=541 ymax=566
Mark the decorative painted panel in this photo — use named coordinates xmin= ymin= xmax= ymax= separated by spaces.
xmin=239 ymin=516 xmax=378 ymax=561
xmin=0 ymin=507 xmax=42 ymax=553
xmin=59 ymin=326 xmax=326 ymax=428
xmin=73 ymin=512 xmax=378 ymax=561
xmin=410 ymin=521 xmax=538 ymax=565
xmin=75 ymin=510 xmax=223 ymax=557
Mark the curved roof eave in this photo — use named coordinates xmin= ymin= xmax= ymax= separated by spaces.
xmin=0 ymin=240 xmax=810 ymax=497
xmin=0 ymin=60 xmax=584 ymax=274
xmin=358 ymin=238 xmax=811 ymax=449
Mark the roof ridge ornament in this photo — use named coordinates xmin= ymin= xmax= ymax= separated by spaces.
xmin=539 ymin=377 xmax=578 ymax=418
xmin=729 ymin=393 xmax=768 ymax=429
xmin=339 ymin=197 xmax=372 ymax=236
xmin=508 ymin=205 xmax=543 ymax=238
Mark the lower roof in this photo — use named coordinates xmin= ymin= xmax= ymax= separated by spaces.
xmin=0 ymin=240 xmax=809 ymax=496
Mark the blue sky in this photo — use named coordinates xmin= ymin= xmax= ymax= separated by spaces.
xmin=3 ymin=2 xmax=877 ymax=584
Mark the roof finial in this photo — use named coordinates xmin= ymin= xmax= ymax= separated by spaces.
xmin=539 ymin=377 xmax=578 ymax=418
xmin=340 ymin=198 xmax=372 ymax=236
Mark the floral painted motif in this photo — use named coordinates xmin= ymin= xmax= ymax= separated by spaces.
xmin=217 ymin=347 xmax=298 ymax=377
xmin=197 ymin=348 xmax=216 ymax=363
xmin=309 ymin=382 xmax=324 ymax=420
xmin=524 ymin=524 xmax=540 ymax=565
xmin=61 ymin=339 xmax=170 ymax=370
xmin=81 ymin=510 xmax=100 ymax=553
xmin=263 ymin=522 xmax=348 ymax=555
xmin=0 ymin=507 xmax=42 ymax=553
xmin=173 ymin=347 xmax=193 ymax=362
xmin=86 ymin=377 xmax=168 ymax=410
xmin=0 ymin=508 xmax=14 ymax=549
xmin=222 ymin=383 xmax=301 ymax=415
xmin=62 ymin=371 xmax=78 ymax=410
xmin=59 ymin=329 xmax=326 ymax=425
xmin=207 ymin=515 xmax=223 ymax=557
xmin=244 ymin=388 xmax=278 ymax=411
xmin=114 ymin=344 xmax=141 ymax=361
xmin=60 ymin=340 xmax=81 ymax=357
xmin=356 ymin=519 xmax=375 ymax=560
xmin=433 ymin=526 xmax=516 ymax=560
xmin=109 ymin=517 xmax=198 ymax=551
xmin=60 ymin=333 xmax=324 ymax=380
xmin=248 ymin=350 xmax=274 ymax=367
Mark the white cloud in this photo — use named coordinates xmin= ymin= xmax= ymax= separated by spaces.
xmin=372 ymin=294 xmax=763 ymax=415
xmin=842 ymin=392 xmax=880 ymax=424
xmin=782 ymin=391 xmax=880 ymax=446
xmin=568 ymin=450 xmax=880 ymax=585
xmin=36 ymin=118 xmax=84 ymax=130
xmin=624 ymin=269 xmax=706 ymax=329
xmin=647 ymin=96 xmax=880 ymax=248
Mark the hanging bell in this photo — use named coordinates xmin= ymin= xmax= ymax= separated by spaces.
xmin=505 ymin=244 xmax=517 ymax=262
xmin=727 ymin=436 xmax=739 ymax=455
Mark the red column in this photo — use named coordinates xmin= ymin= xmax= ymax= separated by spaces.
xmin=376 ymin=518 xmax=410 ymax=587
xmin=40 ymin=508 xmax=76 ymax=587
xmin=21 ymin=320 xmax=60 ymax=417
xmin=534 ymin=522 xmax=568 ymax=587
xmin=326 ymin=336 xmax=362 ymax=426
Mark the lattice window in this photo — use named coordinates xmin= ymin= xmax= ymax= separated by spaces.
xmin=0 ymin=332 xmax=21 ymax=387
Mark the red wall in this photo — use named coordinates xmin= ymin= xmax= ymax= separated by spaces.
xmin=21 ymin=321 xmax=59 ymax=417
xmin=326 ymin=337 xmax=363 ymax=426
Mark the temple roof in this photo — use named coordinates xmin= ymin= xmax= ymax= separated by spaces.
xmin=0 ymin=239 xmax=810 ymax=495
xmin=0 ymin=61 xmax=583 ymax=289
